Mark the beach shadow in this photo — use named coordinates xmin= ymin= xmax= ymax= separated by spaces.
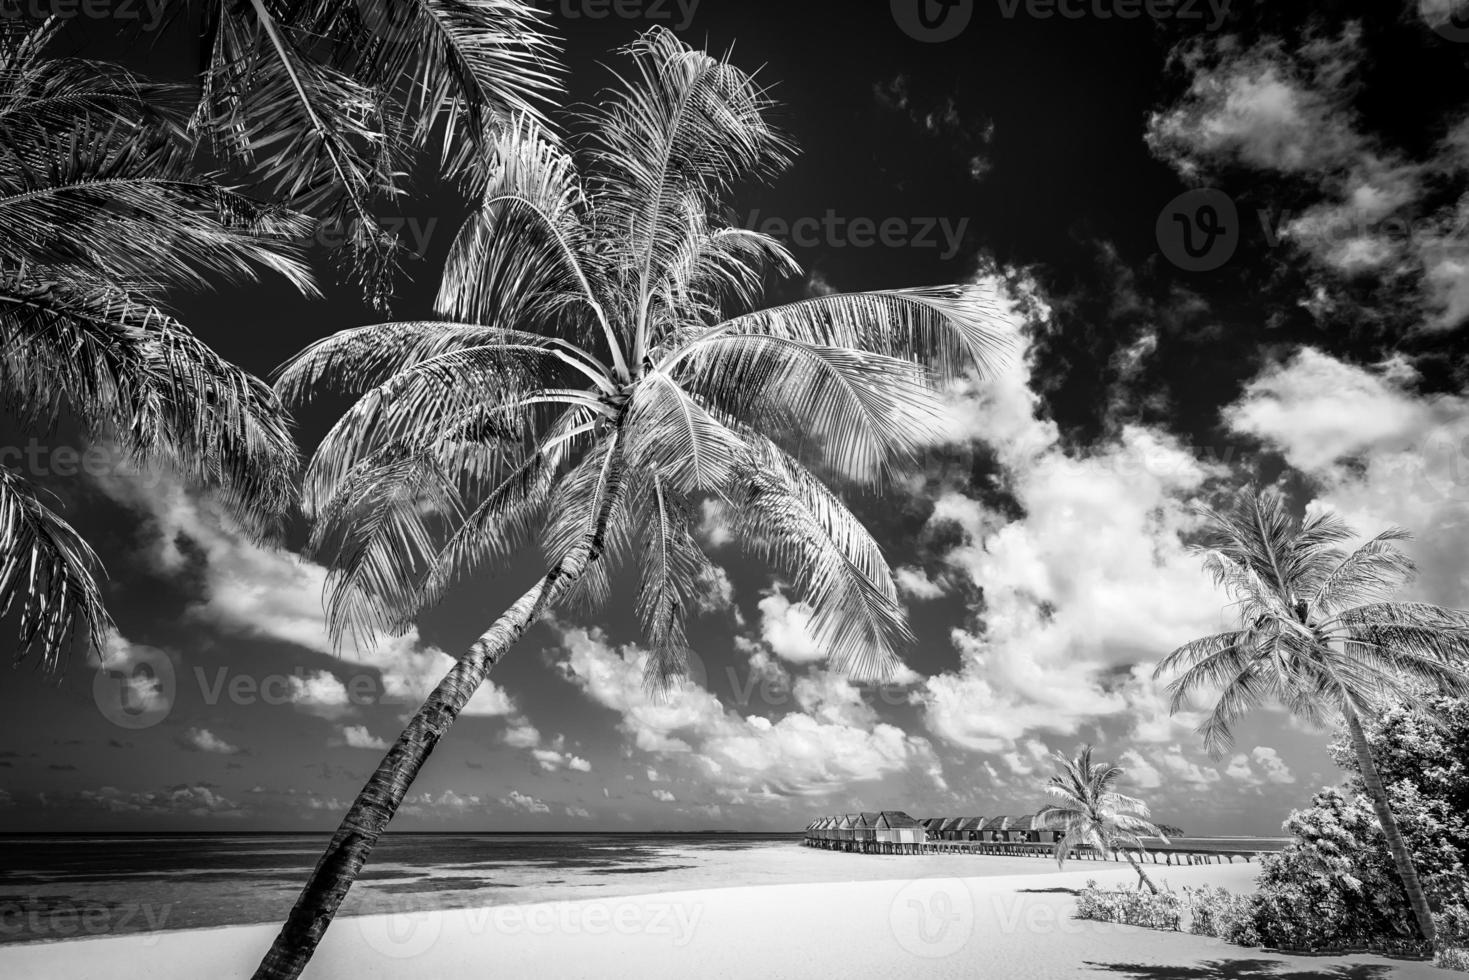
xmin=1084 ymin=960 xmax=1393 ymax=980
xmin=1017 ymin=887 xmax=1081 ymax=895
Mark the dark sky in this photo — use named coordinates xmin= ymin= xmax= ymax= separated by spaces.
xmin=4 ymin=0 xmax=1468 ymax=835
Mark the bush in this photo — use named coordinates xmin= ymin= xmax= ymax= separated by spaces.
xmin=1076 ymin=880 xmax=1182 ymax=931
xmin=1182 ymin=885 xmax=1259 ymax=946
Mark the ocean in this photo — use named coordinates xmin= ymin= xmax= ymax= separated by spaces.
xmin=0 ymin=833 xmax=797 ymax=946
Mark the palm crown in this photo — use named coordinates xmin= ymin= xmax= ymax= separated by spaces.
xmin=1156 ymin=488 xmax=1469 ymax=756
xmin=0 ymin=21 xmax=312 ymax=671
xmin=1035 ymin=746 xmax=1166 ymax=862
xmin=279 ymin=28 xmax=1011 ymax=686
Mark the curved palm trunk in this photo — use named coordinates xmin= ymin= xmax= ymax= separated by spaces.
xmin=1123 ymin=849 xmax=1158 ymax=894
xmin=252 ymin=533 xmax=610 ymax=979
xmin=1344 ymin=705 xmax=1436 ymax=944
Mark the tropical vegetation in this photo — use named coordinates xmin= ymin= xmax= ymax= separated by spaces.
xmin=1035 ymin=746 xmax=1169 ymax=893
xmin=255 ymin=27 xmax=1012 ymax=980
xmin=1156 ymin=487 xmax=1469 ymax=942
xmin=0 ymin=19 xmax=312 ymax=672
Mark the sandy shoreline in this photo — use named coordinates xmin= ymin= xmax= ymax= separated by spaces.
xmin=2 ymin=860 xmax=1459 ymax=980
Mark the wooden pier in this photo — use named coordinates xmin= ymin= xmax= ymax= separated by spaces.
xmin=800 ymin=836 xmax=1264 ymax=863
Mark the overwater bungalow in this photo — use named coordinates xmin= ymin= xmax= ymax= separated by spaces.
xmin=939 ymin=816 xmax=966 ymax=841
xmin=1006 ymin=814 xmax=1035 ymax=844
xmin=919 ymin=817 xmax=944 ymax=841
xmin=980 ymin=815 xmax=1009 ymax=842
xmin=957 ymin=816 xmax=986 ymax=841
xmin=835 ymin=813 xmax=856 ymax=845
xmin=855 ymin=812 xmax=880 ymax=848
xmin=875 ymin=811 xmax=924 ymax=853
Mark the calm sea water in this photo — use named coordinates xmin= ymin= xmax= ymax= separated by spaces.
xmin=0 ymin=833 xmax=795 ymax=946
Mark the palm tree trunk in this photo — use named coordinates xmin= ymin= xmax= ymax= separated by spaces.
xmin=1123 ymin=849 xmax=1158 ymax=894
xmin=251 ymin=550 xmax=591 ymax=979
xmin=1344 ymin=705 xmax=1436 ymax=944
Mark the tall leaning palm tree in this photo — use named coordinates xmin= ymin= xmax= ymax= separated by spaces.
xmin=258 ymin=28 xmax=1012 ymax=980
xmin=0 ymin=21 xmax=313 ymax=670
xmin=1036 ymin=746 xmax=1168 ymax=893
xmin=1156 ymin=487 xmax=1469 ymax=943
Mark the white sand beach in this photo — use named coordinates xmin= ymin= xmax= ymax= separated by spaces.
xmin=3 ymin=859 xmax=1459 ymax=980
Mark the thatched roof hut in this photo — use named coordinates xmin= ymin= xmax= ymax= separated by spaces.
xmin=835 ymin=813 xmax=856 ymax=840
xmin=956 ymin=816 xmax=986 ymax=840
xmin=855 ymin=812 xmax=880 ymax=840
xmin=939 ymin=816 xmax=966 ymax=840
xmin=919 ymin=817 xmax=945 ymax=839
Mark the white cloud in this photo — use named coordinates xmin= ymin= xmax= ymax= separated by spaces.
xmin=338 ymin=725 xmax=388 ymax=750
xmin=651 ymin=789 xmax=676 ymax=803
xmin=177 ymin=727 xmax=240 ymax=755
xmin=554 ymin=624 xmax=944 ymax=799
xmin=754 ymin=588 xmax=824 ymax=664
xmin=1250 ymin=746 xmax=1296 ymax=785
xmin=912 ymin=327 xmax=1228 ymax=754
xmin=1119 ymin=749 xmax=1163 ymax=791
xmin=97 ymin=477 xmax=518 ymax=719
xmin=566 ymin=805 xmax=592 ymax=819
xmin=501 ymin=790 xmax=550 ymax=814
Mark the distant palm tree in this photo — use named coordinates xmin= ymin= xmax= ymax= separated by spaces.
xmin=0 ymin=20 xmax=312 ymax=670
xmin=261 ymin=28 xmax=1011 ymax=980
xmin=1036 ymin=746 xmax=1168 ymax=893
xmin=166 ymin=0 xmax=559 ymax=303
xmin=1156 ymin=487 xmax=1469 ymax=943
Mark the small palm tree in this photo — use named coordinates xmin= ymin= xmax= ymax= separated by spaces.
xmin=1037 ymin=746 xmax=1168 ymax=893
xmin=0 ymin=21 xmax=312 ymax=670
xmin=259 ymin=28 xmax=1011 ymax=980
xmin=1156 ymin=487 xmax=1469 ymax=943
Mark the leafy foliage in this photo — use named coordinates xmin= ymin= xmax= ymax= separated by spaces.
xmin=178 ymin=0 xmax=561 ymax=305
xmin=1157 ymin=487 xmax=1469 ymax=757
xmin=1035 ymin=745 xmax=1168 ymax=873
xmin=0 ymin=21 xmax=310 ymax=670
xmin=281 ymin=27 xmax=1013 ymax=684
xmin=1075 ymin=881 xmax=1182 ymax=930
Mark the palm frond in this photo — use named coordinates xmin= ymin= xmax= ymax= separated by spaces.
xmin=0 ymin=463 xmax=113 ymax=672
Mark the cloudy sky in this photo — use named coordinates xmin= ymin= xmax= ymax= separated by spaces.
xmin=4 ymin=0 xmax=1468 ymax=836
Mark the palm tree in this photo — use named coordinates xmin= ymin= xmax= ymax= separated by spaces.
xmin=1156 ymin=486 xmax=1469 ymax=943
xmin=259 ymin=27 xmax=1012 ymax=980
xmin=0 ymin=20 xmax=313 ymax=670
xmin=1036 ymin=746 xmax=1168 ymax=893
xmin=162 ymin=0 xmax=560 ymax=304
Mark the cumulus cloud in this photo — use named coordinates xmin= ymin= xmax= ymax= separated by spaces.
xmin=651 ymin=789 xmax=676 ymax=803
xmin=177 ymin=728 xmax=241 ymax=755
xmin=566 ymin=805 xmax=592 ymax=819
xmin=1223 ymin=347 xmax=1469 ymax=607
xmin=338 ymin=725 xmax=389 ymax=750
xmin=97 ymin=476 xmax=517 ymax=718
xmin=501 ymin=790 xmax=550 ymax=814
xmin=71 ymin=784 xmax=245 ymax=818
xmin=910 ymin=328 xmax=1227 ymax=755
xmin=554 ymin=624 xmax=945 ymax=800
